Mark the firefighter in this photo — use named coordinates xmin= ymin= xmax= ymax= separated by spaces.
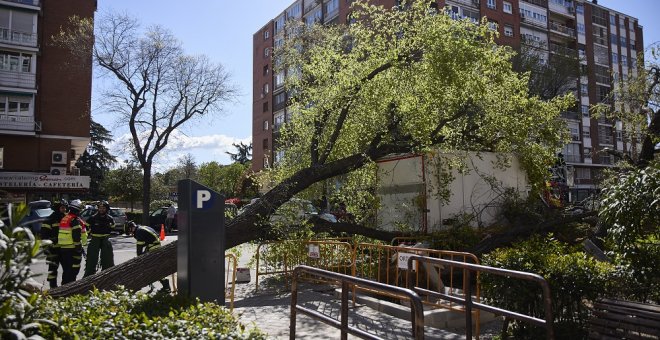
xmin=58 ymin=199 xmax=88 ymax=284
xmin=128 ymin=222 xmax=170 ymax=293
xmin=40 ymin=200 xmax=67 ymax=288
xmin=83 ymin=200 xmax=115 ymax=277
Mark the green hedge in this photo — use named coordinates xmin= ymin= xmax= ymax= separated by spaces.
xmin=37 ymin=288 xmax=265 ymax=339
xmin=480 ymin=235 xmax=617 ymax=339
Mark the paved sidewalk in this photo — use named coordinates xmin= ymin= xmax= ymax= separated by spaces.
xmin=231 ymin=278 xmax=468 ymax=340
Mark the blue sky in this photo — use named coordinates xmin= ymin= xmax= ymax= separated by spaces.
xmin=95 ymin=0 xmax=660 ymax=171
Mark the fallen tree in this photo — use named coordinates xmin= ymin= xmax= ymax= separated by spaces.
xmin=49 ymin=2 xmax=572 ymax=297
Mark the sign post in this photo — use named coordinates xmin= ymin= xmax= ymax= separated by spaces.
xmin=177 ymin=179 xmax=225 ymax=303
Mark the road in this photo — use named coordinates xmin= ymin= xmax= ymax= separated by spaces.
xmin=30 ymin=233 xmax=178 ymax=290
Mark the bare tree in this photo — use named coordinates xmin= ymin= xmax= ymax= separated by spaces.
xmin=54 ymin=12 xmax=237 ymax=224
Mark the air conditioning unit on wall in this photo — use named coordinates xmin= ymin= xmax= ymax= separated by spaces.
xmin=50 ymin=166 xmax=67 ymax=176
xmin=52 ymin=151 xmax=67 ymax=164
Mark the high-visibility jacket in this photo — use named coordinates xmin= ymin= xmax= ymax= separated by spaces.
xmin=134 ymin=225 xmax=161 ymax=255
xmin=41 ymin=211 xmax=65 ymax=246
xmin=58 ymin=213 xmax=87 ymax=248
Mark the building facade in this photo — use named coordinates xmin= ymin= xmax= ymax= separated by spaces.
xmin=0 ymin=0 xmax=96 ymax=204
xmin=252 ymin=0 xmax=644 ymax=202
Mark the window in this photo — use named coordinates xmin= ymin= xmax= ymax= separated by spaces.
xmin=263 ymin=156 xmax=270 ymax=168
xmin=325 ymin=0 xmax=339 ymax=18
xmin=487 ymin=20 xmax=498 ymax=31
xmin=576 ymin=3 xmax=584 ymax=14
xmin=581 ymin=105 xmax=590 ymax=117
xmin=503 ymin=25 xmax=514 ymax=37
xmin=503 ymin=1 xmax=512 ymax=14
xmin=568 ymin=122 xmax=580 ymax=141
xmin=262 ymin=138 xmax=269 ymax=150
xmin=274 ymin=15 xmax=285 ymax=35
xmin=611 ymin=52 xmax=618 ymax=64
xmin=487 ymin=0 xmax=496 ymax=9
xmin=620 ymin=36 xmax=627 ymax=47
xmin=286 ymin=2 xmax=302 ymax=19
xmin=577 ymin=23 xmax=585 ymax=35
xmin=263 ymin=65 xmax=269 ymax=76
xmin=274 ymin=92 xmax=286 ymax=107
xmin=0 ymin=52 xmax=31 ymax=73
xmin=264 ymin=47 xmax=270 ymax=57
xmin=263 ymin=30 xmax=269 ymax=40
xmin=263 ymin=120 xmax=269 ymax=131
xmin=576 ymin=168 xmax=591 ymax=179
xmin=609 ymin=33 xmax=617 ymax=46
xmin=263 ymin=102 xmax=269 ymax=112
xmin=580 ymin=83 xmax=588 ymax=95
xmin=583 ymin=129 xmax=590 ymax=138
xmin=630 ymin=57 xmax=637 ymax=68
xmin=609 ymin=14 xmax=616 ymax=25
xmin=616 ymin=130 xmax=623 ymax=142
xmin=0 ymin=95 xmax=31 ymax=116
xmin=583 ymin=147 xmax=592 ymax=158
xmin=563 ymin=143 xmax=581 ymax=163
xmin=274 ymin=72 xmax=285 ymax=88
xmin=621 ymin=55 xmax=628 ymax=67
xmin=274 ymin=111 xmax=285 ymax=130
xmin=598 ymin=126 xmax=614 ymax=145
xmin=263 ymin=83 xmax=269 ymax=94
xmin=630 ymin=39 xmax=636 ymax=50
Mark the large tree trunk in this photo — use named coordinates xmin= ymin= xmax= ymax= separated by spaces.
xmin=141 ymin=164 xmax=152 ymax=225
xmin=49 ymin=144 xmax=410 ymax=297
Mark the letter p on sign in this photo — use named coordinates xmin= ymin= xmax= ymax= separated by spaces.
xmin=196 ymin=190 xmax=211 ymax=209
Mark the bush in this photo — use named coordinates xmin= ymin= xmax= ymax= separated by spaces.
xmin=38 ymin=288 xmax=265 ymax=339
xmin=480 ymin=235 xmax=617 ymax=339
xmin=0 ymin=220 xmax=50 ymax=338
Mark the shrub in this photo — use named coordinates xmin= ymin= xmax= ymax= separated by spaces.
xmin=480 ymin=235 xmax=617 ymax=339
xmin=38 ymin=288 xmax=265 ymax=339
xmin=0 ymin=221 xmax=51 ymax=338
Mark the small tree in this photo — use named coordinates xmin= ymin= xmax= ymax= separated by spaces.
xmin=54 ymin=12 xmax=237 ymax=224
xmin=102 ymin=160 xmax=143 ymax=211
xmin=75 ymin=120 xmax=116 ymax=198
xmin=225 ymin=142 xmax=252 ymax=165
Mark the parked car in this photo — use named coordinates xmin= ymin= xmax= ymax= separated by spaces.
xmin=149 ymin=206 xmax=177 ymax=232
xmin=18 ymin=200 xmax=53 ymax=235
xmin=80 ymin=207 xmax=128 ymax=233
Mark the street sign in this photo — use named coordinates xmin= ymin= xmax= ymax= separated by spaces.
xmin=177 ymin=179 xmax=225 ymax=303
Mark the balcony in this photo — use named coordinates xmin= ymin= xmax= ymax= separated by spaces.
xmin=564 ymin=154 xmax=582 ymax=163
xmin=0 ymin=0 xmax=39 ymax=7
xmin=303 ymin=0 xmax=320 ymax=14
xmin=0 ymin=114 xmax=40 ymax=132
xmin=549 ymin=43 xmax=576 ymax=57
xmin=561 ymin=111 xmax=580 ymax=120
xmin=548 ymin=0 xmax=574 ymax=17
xmin=0 ymin=28 xmax=37 ymax=48
xmin=550 ymin=22 xmax=576 ymax=37
xmin=0 ymin=70 xmax=36 ymax=89
xmin=520 ymin=14 xmax=548 ymax=29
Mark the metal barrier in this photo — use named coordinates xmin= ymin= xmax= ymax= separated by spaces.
xmin=255 ymin=240 xmax=353 ymax=290
xmin=407 ymin=255 xmax=554 ymax=340
xmin=225 ymin=253 xmax=238 ymax=311
xmin=291 ymin=265 xmax=425 ymax=340
xmin=352 ymin=243 xmax=479 ymax=306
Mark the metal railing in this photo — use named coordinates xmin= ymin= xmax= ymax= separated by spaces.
xmin=0 ymin=28 xmax=37 ymax=47
xmin=550 ymin=22 xmax=575 ymax=37
xmin=0 ymin=114 xmax=38 ymax=132
xmin=225 ymin=253 xmax=238 ymax=311
xmin=255 ymin=240 xmax=353 ymax=290
xmin=1 ymin=0 xmax=40 ymax=6
xmin=291 ymin=265 xmax=425 ymax=340
xmin=406 ymin=256 xmax=554 ymax=340
xmin=0 ymin=70 xmax=36 ymax=89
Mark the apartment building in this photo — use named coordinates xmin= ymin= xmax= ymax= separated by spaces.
xmin=253 ymin=0 xmax=644 ymax=202
xmin=0 ymin=0 xmax=96 ymax=204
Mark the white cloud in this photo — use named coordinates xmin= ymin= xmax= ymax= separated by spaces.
xmin=109 ymin=130 xmax=251 ymax=172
